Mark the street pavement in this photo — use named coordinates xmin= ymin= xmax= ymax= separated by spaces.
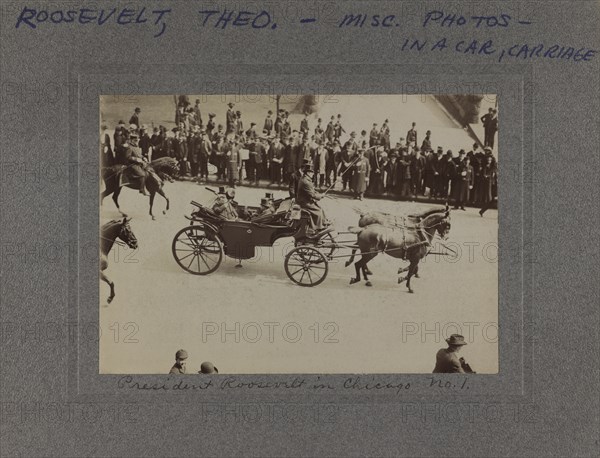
xmin=100 ymin=178 xmax=498 ymax=374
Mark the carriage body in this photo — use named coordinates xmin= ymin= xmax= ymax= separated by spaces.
xmin=171 ymin=199 xmax=331 ymax=286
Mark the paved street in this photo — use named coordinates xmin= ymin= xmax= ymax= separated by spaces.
xmin=100 ymin=181 xmax=498 ymax=374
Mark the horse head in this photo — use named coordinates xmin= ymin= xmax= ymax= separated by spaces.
xmin=422 ymin=212 xmax=451 ymax=240
xmin=119 ymin=217 xmax=138 ymax=249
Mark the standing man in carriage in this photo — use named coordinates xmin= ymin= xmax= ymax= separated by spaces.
xmin=296 ymin=163 xmax=330 ymax=237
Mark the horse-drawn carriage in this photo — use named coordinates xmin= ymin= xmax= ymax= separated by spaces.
xmin=171 ymin=188 xmax=453 ymax=291
xmin=171 ymin=195 xmax=335 ymax=286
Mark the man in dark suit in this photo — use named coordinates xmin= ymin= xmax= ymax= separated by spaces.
xmin=369 ymin=123 xmax=379 ymax=147
xmin=433 ymin=335 xmax=469 ymax=373
xmin=100 ymin=125 xmax=113 ymax=167
xmin=300 ymin=113 xmax=309 ymax=136
xmin=264 ymin=110 xmax=274 ymax=136
xmin=226 ymin=102 xmax=236 ymax=135
xmin=481 ymin=108 xmax=498 ymax=148
xmin=296 ymin=165 xmax=327 ymax=234
xmin=128 ymin=107 xmax=141 ymax=128
xmin=406 ymin=122 xmax=417 ymax=146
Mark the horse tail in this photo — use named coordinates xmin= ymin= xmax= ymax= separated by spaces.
xmin=347 ymin=226 xmax=363 ymax=234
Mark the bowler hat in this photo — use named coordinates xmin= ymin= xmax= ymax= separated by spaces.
xmin=175 ymin=349 xmax=188 ymax=359
xmin=135 ymin=107 xmax=141 ymax=112
xmin=199 ymin=362 xmax=218 ymax=374
xmin=227 ymin=102 xmax=234 ymax=108
xmin=445 ymin=334 xmax=467 ymax=346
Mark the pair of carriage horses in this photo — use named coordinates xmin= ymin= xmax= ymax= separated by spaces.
xmin=99 ymin=158 xmax=451 ymax=303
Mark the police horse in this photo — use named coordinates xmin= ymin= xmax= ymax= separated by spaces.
xmin=346 ymin=210 xmax=452 ymax=293
xmin=101 ymin=157 xmax=179 ymax=220
xmin=100 ymin=218 xmax=138 ymax=304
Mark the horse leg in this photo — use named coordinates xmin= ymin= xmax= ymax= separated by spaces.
xmin=362 ymin=265 xmax=373 ymax=287
xmin=100 ymin=271 xmax=115 ymax=304
xmin=350 ymin=258 xmax=362 ymax=284
xmin=157 ymin=187 xmax=169 ymax=214
xmin=345 ymin=248 xmax=357 ymax=268
xmin=405 ymin=259 xmax=419 ymax=293
xmin=414 ymin=265 xmax=420 ymax=279
xmin=100 ymin=188 xmax=112 ymax=206
xmin=112 ymin=187 xmax=127 ymax=217
xmin=149 ymin=192 xmax=156 ymax=220
xmin=398 ymin=265 xmax=409 ymax=275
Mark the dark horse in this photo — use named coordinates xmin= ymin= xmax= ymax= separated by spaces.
xmin=100 ymin=218 xmax=138 ymax=304
xmin=101 ymin=157 xmax=179 ymax=220
xmin=345 ymin=205 xmax=448 ymax=277
xmin=347 ymin=211 xmax=451 ymax=293
xmin=355 ymin=206 xmax=447 ymax=228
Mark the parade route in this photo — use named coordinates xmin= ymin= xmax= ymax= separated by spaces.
xmin=100 ymin=181 xmax=498 ymax=374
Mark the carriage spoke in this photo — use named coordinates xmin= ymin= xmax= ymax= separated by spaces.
xmin=186 ymin=254 xmax=198 ymax=270
xmin=197 ymin=251 xmax=212 ymax=270
xmin=289 ymin=266 xmax=305 ymax=277
xmin=177 ymin=252 xmax=196 ymax=262
xmin=306 ymin=269 xmax=313 ymax=284
xmin=299 ymin=270 xmax=307 ymax=284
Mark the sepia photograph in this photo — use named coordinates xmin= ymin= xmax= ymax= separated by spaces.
xmin=99 ymin=94 xmax=498 ymax=374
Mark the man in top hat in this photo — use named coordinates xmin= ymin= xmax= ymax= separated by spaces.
xmin=432 ymin=335 xmax=468 ymax=373
xmin=198 ymin=362 xmax=218 ymax=374
xmin=264 ymin=110 xmax=274 ymax=136
xmin=226 ymin=102 xmax=236 ymax=134
xmin=255 ymin=197 xmax=275 ymax=218
xmin=296 ymin=162 xmax=330 ymax=236
xmin=129 ymin=107 xmax=141 ymax=129
xmin=340 ymin=132 xmax=358 ymax=191
xmin=169 ymin=349 xmax=188 ymax=374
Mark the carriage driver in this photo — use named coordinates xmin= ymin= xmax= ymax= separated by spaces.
xmin=123 ymin=133 xmax=149 ymax=196
xmin=212 ymin=188 xmax=238 ymax=220
xmin=297 ymin=164 xmax=331 ymax=238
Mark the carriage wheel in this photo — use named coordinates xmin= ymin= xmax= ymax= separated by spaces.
xmin=172 ymin=225 xmax=223 ymax=275
xmin=284 ymin=246 xmax=329 ymax=287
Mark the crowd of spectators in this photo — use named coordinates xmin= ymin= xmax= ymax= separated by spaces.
xmin=101 ymin=95 xmax=498 ymax=209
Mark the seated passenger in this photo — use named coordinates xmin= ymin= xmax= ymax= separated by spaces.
xmin=212 ymin=188 xmax=238 ymax=220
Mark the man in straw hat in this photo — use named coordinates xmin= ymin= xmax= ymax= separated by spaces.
xmin=433 ymin=334 xmax=471 ymax=373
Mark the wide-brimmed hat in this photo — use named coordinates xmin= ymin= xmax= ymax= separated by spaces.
xmin=446 ymin=334 xmax=467 ymax=346
xmin=225 ymin=188 xmax=236 ymax=198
